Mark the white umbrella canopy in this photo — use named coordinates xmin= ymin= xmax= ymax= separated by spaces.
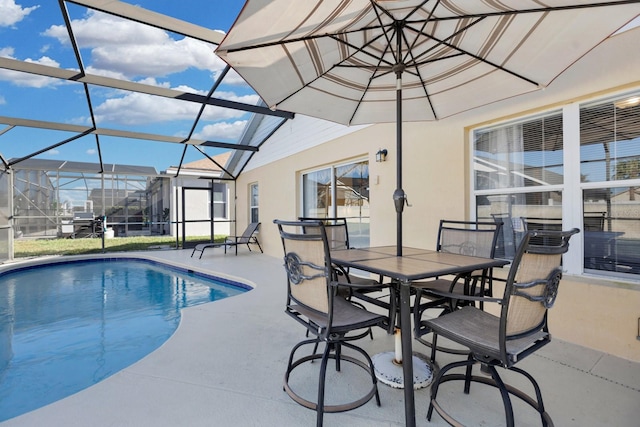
xmin=217 ymin=0 xmax=640 ymax=255
xmin=217 ymin=0 xmax=639 ymax=124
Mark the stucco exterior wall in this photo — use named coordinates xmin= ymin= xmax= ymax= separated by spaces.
xmin=233 ymin=28 xmax=640 ymax=362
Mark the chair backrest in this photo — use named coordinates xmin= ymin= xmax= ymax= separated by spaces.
xmin=583 ymin=212 xmax=605 ymax=231
xmin=499 ymin=228 xmax=579 ymax=364
xmin=436 ymin=220 xmax=503 ymax=258
xmin=275 ymin=219 xmax=333 ymax=314
xmin=523 ymin=218 xmax=562 ymax=246
xmin=298 ymin=217 xmax=349 ymax=250
xmin=238 ymin=222 xmax=260 ymax=243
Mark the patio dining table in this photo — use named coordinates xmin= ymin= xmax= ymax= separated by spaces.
xmin=331 ymin=245 xmax=509 ymax=427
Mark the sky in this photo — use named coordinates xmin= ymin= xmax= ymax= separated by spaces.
xmin=0 ymin=0 xmax=255 ymax=172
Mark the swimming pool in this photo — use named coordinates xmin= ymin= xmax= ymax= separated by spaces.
xmin=0 ymin=258 xmax=249 ymax=422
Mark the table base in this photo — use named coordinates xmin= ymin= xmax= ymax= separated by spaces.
xmin=371 ymin=351 xmax=433 ymax=390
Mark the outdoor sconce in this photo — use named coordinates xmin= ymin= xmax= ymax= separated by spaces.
xmin=376 ymin=148 xmax=388 ymax=162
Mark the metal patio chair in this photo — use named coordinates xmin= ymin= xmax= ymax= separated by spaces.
xmin=298 ymin=217 xmax=394 ymax=333
xmin=412 ymin=219 xmax=503 ymax=355
xmin=426 ymin=228 xmax=579 ymax=427
xmin=274 ymin=219 xmax=385 ymax=427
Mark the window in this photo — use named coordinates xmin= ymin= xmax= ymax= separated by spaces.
xmin=211 ymin=182 xmax=227 ymax=219
xmin=580 ymin=95 xmax=640 ymax=276
xmin=302 ymin=160 xmax=370 ymax=247
xmin=474 ymin=112 xmax=563 ymax=259
xmin=249 ymin=183 xmax=259 ymax=223
xmin=473 ymin=91 xmax=640 ymax=279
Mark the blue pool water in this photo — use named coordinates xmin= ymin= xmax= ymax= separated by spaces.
xmin=0 ymin=258 xmax=248 ymax=422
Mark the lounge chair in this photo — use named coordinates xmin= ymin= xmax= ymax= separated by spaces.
xmin=190 ymin=222 xmax=262 ymax=258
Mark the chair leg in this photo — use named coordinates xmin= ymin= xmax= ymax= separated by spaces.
xmin=316 ymin=343 xmax=332 ymax=427
xmin=341 ymin=340 xmax=381 ymax=407
xmin=427 ymin=357 xmax=472 ymax=421
xmin=428 ymin=357 xmax=551 ymax=427
xmin=463 ymin=353 xmax=474 ymax=394
xmin=283 ymin=337 xmax=380 ymax=423
xmin=487 ymin=365 xmax=515 ymax=427
xmin=510 ymin=366 xmax=551 ymax=426
xmin=429 ymin=332 xmax=438 ymax=363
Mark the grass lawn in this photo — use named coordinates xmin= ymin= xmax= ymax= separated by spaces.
xmin=14 ymin=235 xmax=227 ymax=258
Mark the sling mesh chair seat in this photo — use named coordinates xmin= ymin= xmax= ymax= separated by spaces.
xmin=412 ymin=220 xmax=503 ymax=356
xmin=425 ymin=228 xmax=579 ymax=427
xmin=298 ymin=217 xmax=395 ymax=333
xmin=275 ymin=219 xmax=386 ymax=427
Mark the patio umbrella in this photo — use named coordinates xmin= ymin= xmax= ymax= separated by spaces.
xmin=216 ymin=0 xmax=640 ymax=256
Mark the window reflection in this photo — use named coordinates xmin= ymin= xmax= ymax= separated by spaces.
xmin=302 ymin=161 xmax=370 ymax=247
xmin=584 ymin=187 xmax=640 ymax=274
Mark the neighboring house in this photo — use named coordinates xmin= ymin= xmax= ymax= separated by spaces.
xmin=164 ymin=152 xmax=234 ymax=239
xmin=10 ymin=154 xmax=234 ymax=240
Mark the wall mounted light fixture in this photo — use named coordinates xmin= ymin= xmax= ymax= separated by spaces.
xmin=376 ymin=148 xmax=388 ymax=162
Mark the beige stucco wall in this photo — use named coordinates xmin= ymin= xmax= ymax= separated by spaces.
xmin=236 ymin=118 xmax=470 ymax=255
xmin=233 ymin=29 xmax=640 ymax=362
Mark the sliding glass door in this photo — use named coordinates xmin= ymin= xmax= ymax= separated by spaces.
xmin=302 ymin=160 xmax=370 ymax=247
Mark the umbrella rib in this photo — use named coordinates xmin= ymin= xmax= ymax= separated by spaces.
xmin=404 ymin=16 xmax=487 ymax=66
xmin=369 ymin=0 xmax=400 ymax=65
xmin=404 ymin=16 xmax=540 ymax=87
xmin=220 ymin=23 xmax=389 ymax=54
xmin=426 ymin=34 xmax=539 ymax=87
xmin=274 ymin=28 xmax=395 ymax=108
xmin=347 ymin=46 xmax=392 ymax=125
xmin=404 ymin=0 xmax=441 ymax=64
xmin=417 ymin=1 xmax=640 ymax=22
xmin=328 ymin=33 xmax=396 ymax=68
xmin=404 ymin=0 xmax=433 ymax=21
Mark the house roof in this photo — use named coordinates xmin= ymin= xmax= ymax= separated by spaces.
xmin=165 ymin=152 xmax=232 ymax=178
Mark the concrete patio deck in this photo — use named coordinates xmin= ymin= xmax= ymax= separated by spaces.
xmin=2 ymin=248 xmax=639 ymax=426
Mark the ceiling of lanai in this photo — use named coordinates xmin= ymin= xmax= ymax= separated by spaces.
xmin=0 ymin=0 xmax=294 ymax=179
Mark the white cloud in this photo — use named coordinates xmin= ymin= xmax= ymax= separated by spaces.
xmin=47 ymin=149 xmax=59 ymax=156
xmin=94 ymin=93 xmax=196 ymax=125
xmin=86 ymin=148 xmax=96 ymax=155
xmin=194 ymin=120 xmax=247 ymax=141
xmin=0 ymin=50 xmax=65 ymax=87
xmin=43 ymin=10 xmax=227 ymax=79
xmin=91 ymin=86 xmax=258 ymax=125
xmin=0 ymin=0 xmax=38 ymax=27
xmin=0 ymin=95 xmax=5 ymax=105
xmin=218 ymin=68 xmax=251 ymax=86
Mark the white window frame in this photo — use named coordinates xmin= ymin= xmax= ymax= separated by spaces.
xmin=209 ymin=182 xmax=228 ymax=220
xmin=299 ymin=157 xmax=368 ymax=218
xmin=471 ymin=88 xmax=640 ymax=282
xmin=249 ymin=182 xmax=259 ymax=223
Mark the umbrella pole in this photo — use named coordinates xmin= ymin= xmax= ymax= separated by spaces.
xmin=392 ymin=19 xmax=407 ymax=258
xmin=392 ymin=70 xmax=405 ymax=257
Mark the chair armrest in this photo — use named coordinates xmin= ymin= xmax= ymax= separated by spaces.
xmin=331 ymin=280 xmax=382 ymax=291
xmin=424 ymin=288 xmax=503 ymax=305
